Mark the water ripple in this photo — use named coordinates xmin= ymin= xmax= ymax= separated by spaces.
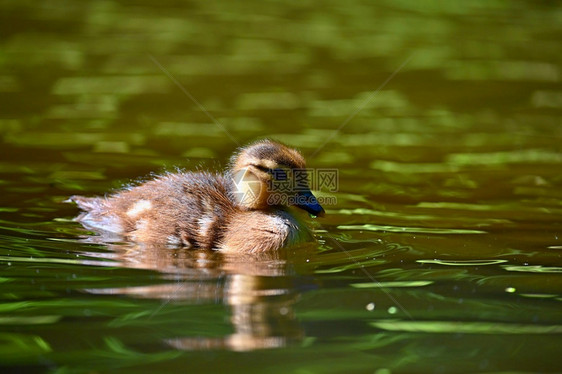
xmin=417 ymin=259 xmax=508 ymax=266
xmin=502 ymin=265 xmax=562 ymax=273
xmin=338 ymin=224 xmax=487 ymax=235
xmin=371 ymin=320 xmax=562 ymax=334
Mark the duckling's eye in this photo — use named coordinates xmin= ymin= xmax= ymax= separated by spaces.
xmin=254 ymin=165 xmax=287 ymax=181
xmin=254 ymin=165 xmax=272 ymax=174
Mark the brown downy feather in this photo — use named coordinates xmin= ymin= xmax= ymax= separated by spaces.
xmin=69 ymin=140 xmax=323 ymax=253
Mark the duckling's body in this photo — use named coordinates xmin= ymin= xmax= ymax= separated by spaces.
xmin=70 ymin=140 xmax=324 ymax=253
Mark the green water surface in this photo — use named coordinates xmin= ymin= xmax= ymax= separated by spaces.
xmin=1 ymin=1 xmax=561 ymax=373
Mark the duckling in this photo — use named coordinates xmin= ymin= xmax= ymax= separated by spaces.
xmin=68 ymin=139 xmax=325 ymax=253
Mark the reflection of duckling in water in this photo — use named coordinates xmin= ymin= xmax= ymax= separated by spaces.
xmin=84 ymin=247 xmax=310 ymax=351
xmin=68 ymin=140 xmax=324 ymax=253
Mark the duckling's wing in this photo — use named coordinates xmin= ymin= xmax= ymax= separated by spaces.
xmin=67 ymin=195 xmax=124 ymax=234
xmin=68 ymin=195 xmax=105 ymax=211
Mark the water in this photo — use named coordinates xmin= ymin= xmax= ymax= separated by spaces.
xmin=1 ymin=1 xmax=561 ymax=373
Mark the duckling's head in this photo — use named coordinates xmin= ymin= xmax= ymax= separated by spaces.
xmin=229 ymin=139 xmax=325 ymax=217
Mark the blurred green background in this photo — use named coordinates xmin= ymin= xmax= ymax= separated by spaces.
xmin=0 ymin=1 xmax=561 ymax=373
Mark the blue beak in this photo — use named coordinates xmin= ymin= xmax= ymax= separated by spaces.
xmin=295 ymin=190 xmax=325 ymax=217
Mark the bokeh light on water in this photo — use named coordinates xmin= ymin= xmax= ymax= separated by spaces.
xmin=0 ymin=1 xmax=561 ymax=373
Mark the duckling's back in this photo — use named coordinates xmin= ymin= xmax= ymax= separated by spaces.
xmin=70 ymin=172 xmax=236 ymax=249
